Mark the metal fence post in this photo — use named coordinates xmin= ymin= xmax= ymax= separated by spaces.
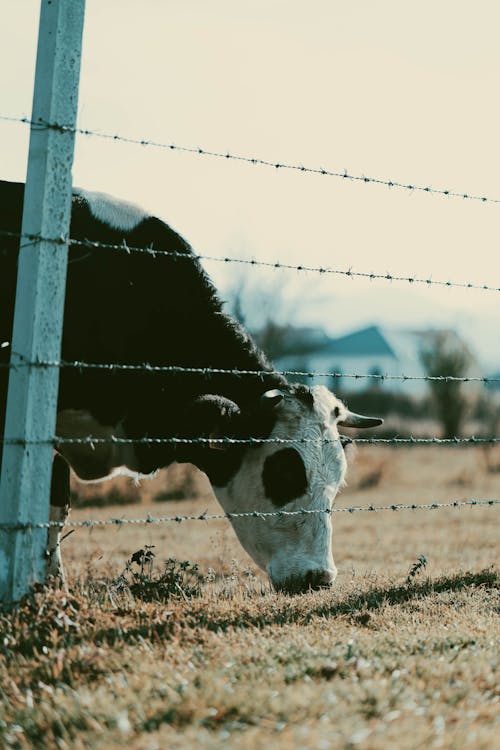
xmin=0 ymin=0 xmax=86 ymax=604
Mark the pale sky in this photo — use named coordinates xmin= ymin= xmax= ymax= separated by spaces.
xmin=1 ymin=1 xmax=499 ymax=368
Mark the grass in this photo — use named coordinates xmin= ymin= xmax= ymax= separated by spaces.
xmin=0 ymin=447 xmax=499 ymax=749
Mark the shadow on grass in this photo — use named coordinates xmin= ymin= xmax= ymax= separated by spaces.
xmin=2 ymin=569 xmax=497 ymax=661
xmin=204 ymin=568 xmax=498 ymax=629
xmin=88 ymin=568 xmax=498 ymax=646
xmin=331 ymin=568 xmax=498 ymax=615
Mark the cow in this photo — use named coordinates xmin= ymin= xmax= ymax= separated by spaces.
xmin=0 ymin=179 xmax=382 ymax=594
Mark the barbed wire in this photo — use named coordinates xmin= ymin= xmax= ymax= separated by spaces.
xmin=2 ymin=105 xmax=499 ymax=550
xmin=0 ymin=499 xmax=497 ymax=532
xmin=1 ymin=227 xmax=499 ymax=294
xmin=0 ymin=357 xmax=497 ymax=384
xmin=2 ymin=114 xmax=500 ymax=207
xmin=1 ymin=436 xmax=499 ymax=447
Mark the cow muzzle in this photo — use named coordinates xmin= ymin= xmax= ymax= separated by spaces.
xmin=272 ymin=567 xmax=337 ymax=595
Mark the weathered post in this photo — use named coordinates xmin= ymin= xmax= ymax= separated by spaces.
xmin=0 ymin=0 xmax=86 ymax=604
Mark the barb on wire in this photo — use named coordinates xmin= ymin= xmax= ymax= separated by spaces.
xmin=2 ymin=114 xmax=500 ymax=206
xmin=0 ymin=499 xmax=497 ymax=532
xmin=0 ymin=356 xmax=497 ymax=384
xmin=1 ymin=228 xmax=499 ymax=294
xmin=1 ymin=436 xmax=499 ymax=447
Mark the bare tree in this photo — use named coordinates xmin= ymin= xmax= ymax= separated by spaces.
xmin=420 ymin=332 xmax=473 ymax=438
xmin=225 ymin=272 xmax=300 ymax=360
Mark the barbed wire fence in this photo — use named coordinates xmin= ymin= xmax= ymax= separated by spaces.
xmin=0 ymin=4 xmax=499 ymax=604
xmin=1 ymin=120 xmax=500 ymax=528
xmin=1 ymin=227 xmax=499 ymax=293
xmin=2 ymin=436 xmax=500 ymax=447
xmin=1 ymin=500 xmax=499 ymax=533
xmin=3 ymin=113 xmax=500 ymax=207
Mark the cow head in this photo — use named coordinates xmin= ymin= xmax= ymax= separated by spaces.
xmin=179 ymin=385 xmax=382 ymax=594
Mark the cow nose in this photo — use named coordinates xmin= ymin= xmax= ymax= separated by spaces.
xmin=273 ymin=568 xmax=337 ymax=595
xmin=305 ymin=568 xmax=336 ymax=590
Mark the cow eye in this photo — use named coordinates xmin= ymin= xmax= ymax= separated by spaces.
xmin=262 ymin=448 xmax=308 ymax=507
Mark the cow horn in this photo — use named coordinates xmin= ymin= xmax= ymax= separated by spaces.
xmin=338 ymin=411 xmax=383 ymax=429
xmin=261 ymin=389 xmax=285 ymax=407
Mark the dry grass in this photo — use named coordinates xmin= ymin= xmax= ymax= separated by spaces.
xmin=1 ymin=447 xmax=499 ymax=749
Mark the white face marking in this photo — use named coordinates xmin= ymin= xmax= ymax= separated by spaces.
xmin=214 ymin=386 xmax=348 ymax=593
xmin=75 ymin=188 xmax=147 ymax=231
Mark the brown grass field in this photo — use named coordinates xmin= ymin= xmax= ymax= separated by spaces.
xmin=1 ymin=446 xmax=499 ymax=749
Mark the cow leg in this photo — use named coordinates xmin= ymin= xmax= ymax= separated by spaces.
xmin=46 ymin=454 xmax=71 ymax=582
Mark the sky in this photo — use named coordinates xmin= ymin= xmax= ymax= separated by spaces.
xmin=1 ymin=0 xmax=500 ymax=370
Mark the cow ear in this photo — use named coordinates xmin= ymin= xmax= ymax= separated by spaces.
xmin=180 ymin=395 xmax=241 ymax=457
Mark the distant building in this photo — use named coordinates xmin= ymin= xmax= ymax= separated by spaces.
xmin=274 ymin=324 xmax=483 ymax=396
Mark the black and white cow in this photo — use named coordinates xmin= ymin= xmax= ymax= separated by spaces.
xmin=0 ymin=179 xmax=382 ymax=594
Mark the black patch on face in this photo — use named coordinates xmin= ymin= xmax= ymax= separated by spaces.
xmin=262 ymin=448 xmax=308 ymax=507
xmin=288 ymin=384 xmax=314 ymax=408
